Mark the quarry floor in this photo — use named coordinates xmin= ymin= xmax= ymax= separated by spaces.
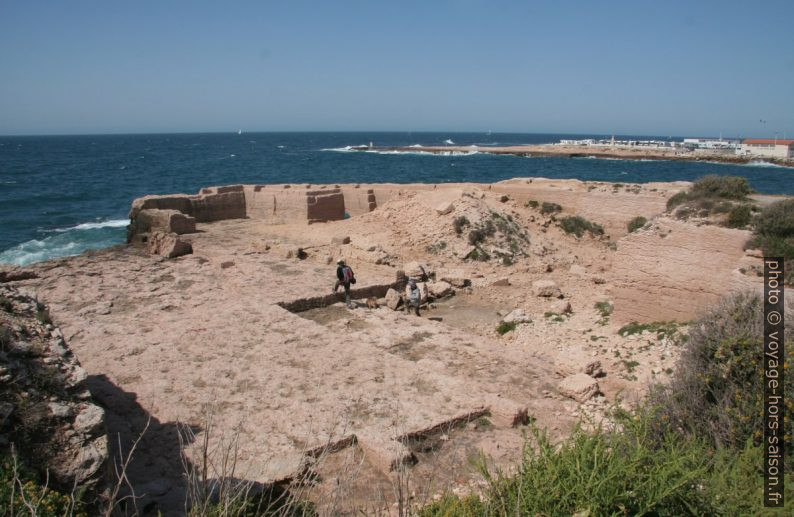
xmin=8 ymin=177 xmax=775 ymax=514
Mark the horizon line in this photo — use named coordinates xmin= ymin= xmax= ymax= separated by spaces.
xmin=0 ymin=129 xmax=748 ymax=139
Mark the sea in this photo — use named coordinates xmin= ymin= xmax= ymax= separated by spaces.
xmin=2 ymin=131 xmax=793 ymax=266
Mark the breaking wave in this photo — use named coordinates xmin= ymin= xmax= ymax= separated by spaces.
xmin=0 ymin=219 xmax=128 ymax=266
xmin=321 ymin=146 xmax=480 ymax=156
xmin=744 ymin=160 xmax=793 ymax=169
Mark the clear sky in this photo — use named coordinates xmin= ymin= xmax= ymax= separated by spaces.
xmin=1 ymin=0 xmax=792 ymax=137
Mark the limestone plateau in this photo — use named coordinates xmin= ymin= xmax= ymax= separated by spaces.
xmin=1 ymin=177 xmax=786 ymax=513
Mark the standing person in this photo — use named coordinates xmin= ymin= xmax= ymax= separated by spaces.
xmin=405 ymin=279 xmax=421 ymax=316
xmin=333 ymin=259 xmax=355 ymax=309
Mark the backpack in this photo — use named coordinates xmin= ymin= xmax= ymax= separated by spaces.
xmin=342 ymin=266 xmax=355 ymax=284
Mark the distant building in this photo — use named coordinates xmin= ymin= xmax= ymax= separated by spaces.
xmin=683 ymin=138 xmax=740 ymax=150
xmin=739 ymin=139 xmax=794 ymax=159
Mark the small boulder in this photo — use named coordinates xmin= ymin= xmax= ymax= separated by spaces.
xmin=558 ymin=373 xmax=600 ymax=402
xmin=428 ymin=281 xmax=454 ymax=299
xmin=220 ymin=261 xmax=235 ymax=269
xmin=147 ymin=231 xmax=192 ymax=259
xmin=435 ymin=202 xmax=454 ymax=215
xmin=503 ymin=309 xmax=532 ymax=324
xmin=332 ymin=235 xmax=351 ymax=245
xmin=438 ymin=269 xmax=470 ymax=288
xmin=491 ymin=277 xmax=510 ymax=287
xmin=549 ymin=300 xmax=572 ymax=315
xmin=404 ymin=261 xmax=427 ymax=281
xmin=385 ymin=288 xmax=402 ymax=310
xmin=569 ymin=264 xmax=587 ymax=276
xmin=533 ymin=279 xmax=561 ymax=298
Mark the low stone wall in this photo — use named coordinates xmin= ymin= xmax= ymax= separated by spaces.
xmin=277 ymin=283 xmax=395 ymax=313
xmin=129 ymin=184 xmax=350 ymax=241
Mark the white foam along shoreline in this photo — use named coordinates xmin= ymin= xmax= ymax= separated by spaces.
xmin=1 ymin=219 xmax=129 ymax=266
xmin=321 ymin=145 xmax=481 ymax=156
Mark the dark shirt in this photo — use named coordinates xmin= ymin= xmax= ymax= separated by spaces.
xmin=337 ymin=265 xmax=345 ymax=281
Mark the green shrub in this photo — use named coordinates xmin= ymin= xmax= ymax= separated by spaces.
xmin=726 ymin=203 xmax=752 ymax=228
xmin=525 ymin=200 xmax=539 ymax=209
xmin=627 ymin=216 xmax=647 ymax=233
xmin=712 ymin=200 xmax=733 ymax=213
xmin=496 ymin=321 xmax=517 ymax=335
xmin=666 ymin=191 xmax=688 ymax=210
xmin=467 ymin=248 xmax=490 ymax=262
xmin=690 ymin=174 xmax=752 ymax=200
xmin=753 ymin=198 xmax=794 ymax=239
xmin=0 ymin=454 xmax=86 ymax=516
xmin=468 ymin=229 xmax=485 ymax=245
xmin=421 ymin=417 xmax=794 ymax=516
xmin=0 ymin=296 xmax=12 ymax=313
xmin=617 ymin=321 xmax=684 ymax=341
xmin=453 ymin=216 xmax=470 ymax=235
xmin=747 ymin=199 xmax=794 ymax=284
xmin=646 ymin=292 xmax=793 ymax=460
xmin=594 ymin=301 xmax=612 ymax=318
xmin=559 ymin=216 xmax=604 ymax=238
xmin=540 ymin=202 xmax=562 ymax=215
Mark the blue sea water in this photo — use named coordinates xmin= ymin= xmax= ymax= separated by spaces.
xmin=1 ymin=131 xmax=793 ymax=266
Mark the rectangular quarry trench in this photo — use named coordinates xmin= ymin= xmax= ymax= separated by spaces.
xmin=277 ymin=283 xmax=397 ymax=313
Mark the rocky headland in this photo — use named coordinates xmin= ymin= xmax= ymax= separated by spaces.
xmin=1 ymin=177 xmax=789 ymax=514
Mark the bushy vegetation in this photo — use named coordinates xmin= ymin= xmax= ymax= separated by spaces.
xmin=422 ymin=292 xmax=794 ymax=516
xmin=617 ymin=321 xmax=685 ymax=342
xmin=627 ymin=215 xmax=647 ymax=233
xmin=647 ymin=292 xmax=793 ymax=454
xmin=495 ymin=321 xmax=517 ymax=335
xmin=667 ymin=175 xmax=757 ymax=227
xmin=452 ymin=216 xmax=470 ymax=235
xmin=690 ymin=174 xmax=753 ymax=200
xmin=0 ymin=296 xmax=13 ymax=313
xmin=747 ymin=198 xmax=794 ymax=284
xmin=726 ymin=203 xmax=753 ymax=228
xmin=539 ymin=201 xmax=562 ymax=215
xmin=525 ymin=200 xmax=539 ymax=209
xmin=559 ymin=215 xmax=604 ymax=238
xmin=1 ymin=454 xmax=86 ymax=516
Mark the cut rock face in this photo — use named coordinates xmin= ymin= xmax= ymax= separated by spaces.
xmin=384 ymin=288 xmax=402 ymax=310
xmin=503 ymin=308 xmax=532 ymax=324
xmin=147 ymin=231 xmax=193 ymax=258
xmin=428 ymin=280 xmax=454 ymax=299
xmin=558 ymin=373 xmax=600 ymax=402
xmin=532 ymin=279 xmax=562 ymax=298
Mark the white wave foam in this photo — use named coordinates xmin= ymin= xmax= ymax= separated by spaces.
xmin=322 ymin=145 xmax=358 ymax=152
xmin=321 ymin=146 xmax=479 ymax=157
xmin=53 ymin=219 xmax=129 ymax=232
xmin=444 ymin=139 xmax=455 ymax=145
xmin=744 ymin=160 xmax=793 ymax=169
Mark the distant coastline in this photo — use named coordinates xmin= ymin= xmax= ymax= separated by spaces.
xmin=349 ymin=143 xmax=794 ymax=167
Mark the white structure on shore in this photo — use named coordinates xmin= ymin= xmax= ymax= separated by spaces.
xmin=682 ymin=138 xmax=740 ymax=150
xmin=557 ymin=138 xmax=680 ymax=149
xmin=738 ymin=139 xmax=794 ymax=159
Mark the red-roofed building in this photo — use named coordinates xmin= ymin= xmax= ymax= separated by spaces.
xmin=739 ymin=139 xmax=794 ymax=159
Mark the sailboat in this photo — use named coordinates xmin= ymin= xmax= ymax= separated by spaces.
xmin=237 ymin=129 xmax=242 ymax=135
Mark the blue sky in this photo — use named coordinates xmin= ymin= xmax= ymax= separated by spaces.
xmin=1 ymin=0 xmax=792 ymax=137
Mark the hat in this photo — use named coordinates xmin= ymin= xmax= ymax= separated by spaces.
xmin=337 ymin=259 xmax=345 ymax=265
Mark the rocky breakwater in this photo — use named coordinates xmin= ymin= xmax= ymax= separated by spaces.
xmin=0 ymin=284 xmax=108 ymax=500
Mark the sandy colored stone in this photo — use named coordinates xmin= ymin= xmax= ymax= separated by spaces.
xmin=558 ymin=374 xmax=600 ymax=402
xmin=533 ymin=279 xmax=561 ymax=298
xmin=147 ymin=231 xmax=193 ymax=258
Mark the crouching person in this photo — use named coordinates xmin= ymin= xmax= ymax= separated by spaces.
xmin=405 ymin=279 xmax=421 ymax=316
xmin=333 ymin=259 xmax=356 ymax=309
